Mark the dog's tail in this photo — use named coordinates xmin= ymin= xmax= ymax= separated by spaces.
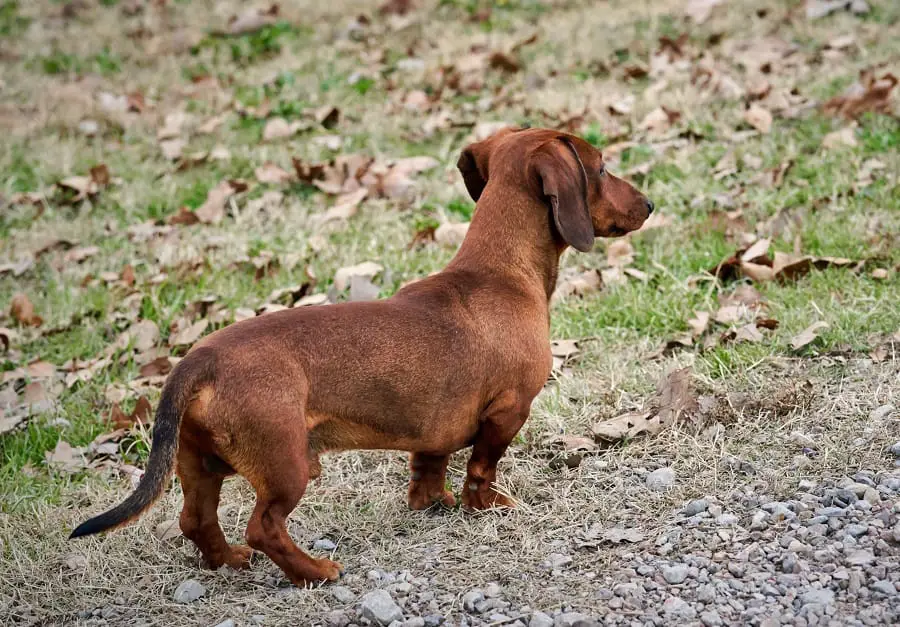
xmin=69 ymin=348 xmax=216 ymax=539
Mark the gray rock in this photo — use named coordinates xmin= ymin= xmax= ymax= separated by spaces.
xmin=818 ymin=507 xmax=847 ymax=517
xmin=314 ymin=538 xmax=338 ymax=552
xmin=214 ymin=621 xmax=235 ymax=627
xmin=326 ymin=611 xmax=350 ymax=627
xmin=554 ymin=612 xmax=592 ymax=627
xmin=547 ymin=553 xmax=572 ymax=569
xmin=332 ymin=586 xmax=356 ymax=604
xmin=172 ymin=579 xmax=206 ymax=604
xmin=870 ymin=580 xmax=896 ymax=595
xmin=682 ymin=499 xmax=709 ymax=516
xmin=423 ymin=615 xmax=444 ymax=627
xmin=359 ymin=590 xmax=404 ymax=626
xmin=717 ymin=513 xmax=739 ymax=526
xmin=845 ymin=549 xmax=875 ymax=566
xmin=529 ymin=612 xmax=554 ymax=627
xmin=700 ymin=610 xmax=723 ymax=626
xmin=662 ymin=596 xmax=696 ymax=620
xmin=890 ymin=442 xmax=900 ymax=457
xmin=662 ymin=565 xmax=689 ymax=584
xmin=845 ymin=524 xmax=868 ymax=538
xmin=647 ymin=468 xmax=676 ymax=491
xmin=462 ymin=589 xmax=484 ymax=612
xmin=404 ymin=619 xmax=426 ymax=627
xmin=801 ymin=589 xmax=834 ymax=605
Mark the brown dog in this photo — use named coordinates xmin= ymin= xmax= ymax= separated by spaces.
xmin=71 ymin=127 xmax=653 ymax=585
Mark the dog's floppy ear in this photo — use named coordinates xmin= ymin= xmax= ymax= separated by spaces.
xmin=530 ymin=137 xmax=594 ymax=252
xmin=457 ymin=143 xmax=489 ymax=202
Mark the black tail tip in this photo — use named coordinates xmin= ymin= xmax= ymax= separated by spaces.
xmin=69 ymin=519 xmax=103 ymax=539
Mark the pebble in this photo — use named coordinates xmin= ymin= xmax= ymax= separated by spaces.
xmin=845 ymin=549 xmax=875 ymax=566
xmin=716 ymin=513 xmax=739 ymax=526
xmin=801 ymin=589 xmax=834 ymax=605
xmin=332 ymin=586 xmax=356 ymax=604
xmin=213 ymin=621 xmax=235 ymax=627
xmin=870 ymin=580 xmax=896 ymax=596
xmin=663 ymin=596 xmax=696 ymax=620
xmin=554 ymin=612 xmax=591 ymax=627
xmin=890 ymin=442 xmax=900 ymax=457
xmin=529 ymin=611 xmax=554 ymax=627
xmin=172 ymin=579 xmax=206 ymax=604
xmin=682 ymin=499 xmax=710 ymax=516
xmin=314 ymin=538 xmax=338 ymax=552
xmin=647 ymin=468 xmax=676 ymax=491
xmin=462 ymin=589 xmax=484 ymax=612
xmin=662 ymin=565 xmax=689 ymax=584
xmin=700 ymin=610 xmax=723 ymax=626
xmin=359 ymin=590 xmax=404 ymax=626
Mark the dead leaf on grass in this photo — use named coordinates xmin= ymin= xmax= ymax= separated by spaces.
xmin=318 ymin=188 xmax=368 ymax=224
xmin=194 ymin=180 xmax=248 ymax=224
xmin=743 ymin=105 xmax=773 ymax=134
xmin=823 ymin=70 xmax=897 ymax=120
xmin=639 ymin=106 xmax=681 ymax=135
xmin=57 ymin=164 xmax=111 ymax=203
xmin=169 ymin=319 xmax=209 ymax=347
xmin=685 ymin=0 xmax=724 ymax=24
xmin=334 ymin=261 xmax=383 ymax=292
xmin=822 ymin=126 xmax=858 ymax=149
xmin=791 ymin=321 xmax=829 ymax=350
xmin=223 ymin=4 xmax=280 ymax=36
xmin=138 ymin=356 xmax=173 ymax=378
xmin=10 ymin=293 xmax=43 ymax=327
xmin=606 ymin=240 xmax=635 ymax=267
xmin=592 ymin=368 xmax=698 ymax=443
xmin=550 ymin=269 xmax=602 ymax=305
xmin=262 ymin=117 xmax=307 ymax=141
xmin=434 ymin=222 xmax=469 ymax=247
xmin=109 ymin=395 xmax=153 ymax=429
xmin=46 ymin=440 xmax=86 ymax=473
xmin=255 ymin=162 xmax=293 ymax=184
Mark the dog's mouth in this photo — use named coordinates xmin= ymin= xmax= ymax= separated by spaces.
xmin=606 ymin=226 xmax=627 ymax=237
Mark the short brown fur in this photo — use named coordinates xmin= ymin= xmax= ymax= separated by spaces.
xmin=71 ymin=128 xmax=653 ymax=585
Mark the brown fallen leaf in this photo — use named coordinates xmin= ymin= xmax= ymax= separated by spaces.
xmin=550 ymin=269 xmax=602 ymax=305
xmin=333 ymin=262 xmax=383 ymax=292
xmin=159 ymin=138 xmax=186 ymax=161
xmin=57 ymin=164 xmax=111 ymax=203
xmin=314 ymin=105 xmax=340 ymax=129
xmin=109 ymin=395 xmax=153 ymax=429
xmin=822 ymin=126 xmax=858 ymax=149
xmin=823 ymin=70 xmax=897 ymax=120
xmin=194 ymin=180 xmax=248 ymax=224
xmin=592 ymin=368 xmax=698 ymax=443
xmin=10 ymin=293 xmax=43 ymax=327
xmin=0 ymin=327 xmax=13 ymax=352
xmin=639 ymin=106 xmax=681 ymax=135
xmin=138 ymin=356 xmax=172 ymax=378
xmin=744 ymin=105 xmax=773 ymax=134
xmin=262 ymin=117 xmax=307 ymax=141
xmin=255 ymin=162 xmax=293 ymax=184
xmin=63 ymin=246 xmax=100 ymax=264
xmin=318 ymin=188 xmax=368 ymax=224
xmin=379 ymin=0 xmax=416 ymax=15
xmin=169 ymin=319 xmax=209 ymax=347
xmin=223 ymin=4 xmax=280 ymax=36
xmin=791 ymin=321 xmax=829 ymax=350
xmin=687 ymin=311 xmax=710 ymax=338
xmin=45 ymin=440 xmax=86 ymax=473
xmin=168 ymin=206 xmax=200 ymax=226
xmin=434 ymin=222 xmax=469 ymax=247
xmin=607 ymin=240 xmax=635 ymax=267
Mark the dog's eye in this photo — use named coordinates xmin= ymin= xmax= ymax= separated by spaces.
xmin=598 ymin=165 xmax=607 ymax=176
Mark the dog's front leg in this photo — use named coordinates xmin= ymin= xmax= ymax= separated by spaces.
xmin=462 ymin=391 xmax=529 ymax=510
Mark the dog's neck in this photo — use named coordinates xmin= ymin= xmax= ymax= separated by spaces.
xmin=447 ymin=182 xmax=568 ymax=302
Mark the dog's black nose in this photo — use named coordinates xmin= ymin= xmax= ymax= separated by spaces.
xmin=645 ymin=198 xmax=655 ymax=214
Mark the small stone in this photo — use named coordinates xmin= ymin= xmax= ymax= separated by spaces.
xmin=845 ymin=524 xmax=868 ymax=538
xmin=214 ymin=621 xmax=235 ymax=627
xmin=595 ymin=588 xmax=613 ymax=600
xmin=818 ymin=507 xmax=846 ymax=517
xmin=682 ymin=499 xmax=709 ymax=516
xmin=864 ymin=488 xmax=881 ymax=504
xmin=647 ymin=468 xmax=676 ymax=491
xmin=404 ymin=619 xmax=426 ymax=627
xmin=700 ymin=610 xmax=723 ymax=626
xmin=717 ymin=514 xmax=739 ymax=526
xmin=801 ymin=589 xmax=834 ymax=605
xmin=872 ymin=404 xmax=895 ymax=421
xmin=484 ymin=583 xmax=502 ymax=598
xmin=662 ymin=596 xmax=696 ymax=620
xmin=662 ymin=564 xmax=689 ymax=584
xmin=424 ymin=615 xmax=444 ymax=627
xmin=728 ymin=562 xmax=745 ymax=578
xmin=359 ymin=590 xmax=404 ymax=626
xmin=326 ymin=611 xmax=350 ymax=627
xmin=172 ymin=579 xmax=206 ymax=604
xmin=890 ymin=442 xmax=900 ymax=457
xmin=554 ymin=612 xmax=590 ymax=627
xmin=750 ymin=511 xmax=769 ymax=530
xmin=529 ymin=611 xmax=554 ymax=627
xmin=870 ymin=580 xmax=896 ymax=596
xmin=462 ymin=589 xmax=484 ymax=612
xmin=846 ymin=549 xmax=875 ymax=566
xmin=332 ymin=586 xmax=356 ymax=604
xmin=314 ymin=538 xmax=338 ymax=551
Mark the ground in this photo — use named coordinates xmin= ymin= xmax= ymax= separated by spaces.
xmin=1 ymin=0 xmax=899 ymax=626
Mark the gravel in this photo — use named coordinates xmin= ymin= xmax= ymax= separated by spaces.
xmin=646 ymin=467 xmax=676 ymax=491
xmin=318 ymin=466 xmax=900 ymax=627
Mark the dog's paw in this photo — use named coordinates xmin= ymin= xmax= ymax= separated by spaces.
xmin=408 ymin=486 xmax=457 ymax=510
xmin=224 ymin=544 xmax=254 ymax=570
xmin=316 ymin=558 xmax=343 ymax=582
xmin=461 ymin=483 xmax=516 ymax=511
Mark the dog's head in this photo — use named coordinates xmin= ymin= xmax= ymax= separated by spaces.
xmin=457 ymin=127 xmax=654 ymax=251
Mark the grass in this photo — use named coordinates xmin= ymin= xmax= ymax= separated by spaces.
xmin=0 ymin=0 xmax=899 ymax=624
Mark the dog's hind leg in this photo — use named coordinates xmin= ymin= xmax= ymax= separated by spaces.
xmin=462 ymin=391 xmax=529 ymax=510
xmin=240 ymin=402 xmax=342 ymax=586
xmin=407 ymin=453 xmax=456 ymax=510
xmin=177 ymin=447 xmax=252 ymax=570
